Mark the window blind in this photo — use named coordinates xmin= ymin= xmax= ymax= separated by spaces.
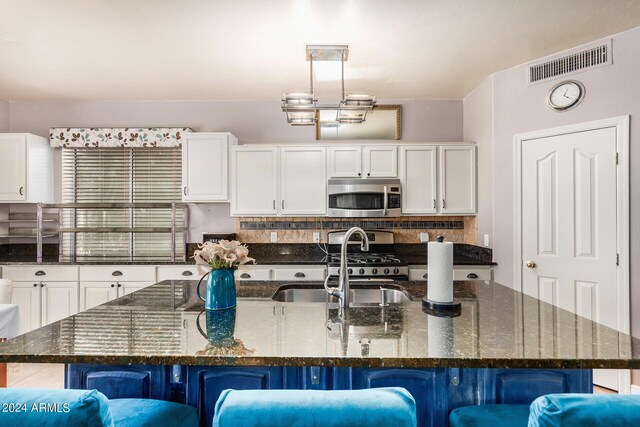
xmin=61 ymin=147 xmax=185 ymax=262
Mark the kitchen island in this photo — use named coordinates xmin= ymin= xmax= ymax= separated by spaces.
xmin=0 ymin=279 xmax=638 ymax=427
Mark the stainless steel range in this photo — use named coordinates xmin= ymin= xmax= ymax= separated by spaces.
xmin=326 ymin=230 xmax=409 ymax=279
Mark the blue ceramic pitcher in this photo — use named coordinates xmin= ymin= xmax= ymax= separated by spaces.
xmin=197 ymin=269 xmax=237 ymax=310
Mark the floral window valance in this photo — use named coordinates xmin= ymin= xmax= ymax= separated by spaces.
xmin=50 ymin=127 xmax=193 ymax=148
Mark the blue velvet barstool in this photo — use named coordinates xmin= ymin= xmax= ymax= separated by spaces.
xmin=212 ymin=387 xmax=417 ymax=427
xmin=0 ymin=388 xmax=198 ymax=427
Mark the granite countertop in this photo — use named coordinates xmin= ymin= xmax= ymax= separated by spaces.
xmin=0 ymin=279 xmax=637 ymax=369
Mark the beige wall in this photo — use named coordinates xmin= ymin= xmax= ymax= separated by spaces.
xmin=463 ymin=76 xmax=493 ymax=248
xmin=0 ymin=100 xmax=9 ymax=132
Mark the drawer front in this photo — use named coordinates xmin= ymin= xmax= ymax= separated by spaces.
xmin=453 ymin=267 xmax=492 ymax=281
xmin=79 ymin=266 xmax=156 ymax=282
xmin=235 ymin=269 xmax=271 ymax=281
xmin=2 ymin=266 xmax=79 ymax=282
xmin=273 ymin=268 xmax=326 ymax=281
xmin=156 ymin=266 xmax=200 ymax=281
xmin=408 ymin=268 xmax=428 ymax=281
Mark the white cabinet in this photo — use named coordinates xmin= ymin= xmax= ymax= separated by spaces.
xmin=182 ymin=132 xmax=237 ymax=202
xmin=80 ymin=282 xmax=118 ymax=310
xmin=400 ymin=144 xmax=476 ymax=215
xmin=280 ymin=147 xmax=326 ymax=215
xmin=272 ymin=266 xmax=326 ymax=281
xmin=79 ymin=265 xmax=156 ymax=309
xmin=10 ymin=282 xmax=41 ymax=332
xmin=0 ymin=133 xmax=54 ymax=203
xmin=4 ymin=266 xmax=79 ymax=332
xmin=408 ymin=265 xmax=492 ymax=281
xmin=439 ymin=145 xmax=476 ymax=214
xmin=230 ymin=146 xmax=279 ymax=216
xmin=327 ymin=146 xmax=397 ymax=178
xmin=400 ymin=146 xmax=437 ymax=214
xmin=328 ymin=147 xmax=362 ymax=178
xmin=363 ymin=146 xmax=397 ymax=178
xmin=41 ymin=282 xmax=79 ymax=325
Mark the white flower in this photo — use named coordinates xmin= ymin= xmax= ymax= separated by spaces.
xmin=192 ymin=240 xmax=254 ymax=270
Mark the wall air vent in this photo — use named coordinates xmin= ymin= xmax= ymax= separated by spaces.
xmin=527 ymin=39 xmax=612 ymax=85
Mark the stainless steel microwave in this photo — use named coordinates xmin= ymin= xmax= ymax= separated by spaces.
xmin=327 ymin=178 xmax=401 ymax=217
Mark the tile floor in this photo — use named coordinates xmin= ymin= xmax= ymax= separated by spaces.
xmin=8 ymin=363 xmax=65 ymax=388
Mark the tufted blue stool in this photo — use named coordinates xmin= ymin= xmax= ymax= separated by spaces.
xmin=529 ymin=394 xmax=640 ymax=427
xmin=449 ymin=404 xmax=530 ymax=427
xmin=213 ymin=387 xmax=417 ymax=427
xmin=0 ymin=388 xmax=197 ymax=427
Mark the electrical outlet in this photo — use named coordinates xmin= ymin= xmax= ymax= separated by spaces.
xmin=483 ymin=234 xmax=490 ymax=247
xmin=312 ymin=232 xmax=320 ymax=243
xmin=419 ymin=232 xmax=429 ymax=243
xmin=270 ymin=231 xmax=278 ymax=243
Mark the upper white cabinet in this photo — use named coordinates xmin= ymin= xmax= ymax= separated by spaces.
xmin=363 ymin=146 xmax=398 ymax=178
xmin=231 ymin=146 xmax=327 ymax=216
xmin=328 ymin=147 xmax=362 ymax=178
xmin=328 ymin=146 xmax=397 ymax=178
xmin=181 ymin=132 xmax=237 ymax=202
xmin=0 ymin=133 xmax=54 ymax=203
xmin=280 ymin=147 xmax=326 ymax=215
xmin=401 ymin=144 xmax=476 ymax=215
xmin=230 ymin=146 xmax=279 ymax=216
xmin=440 ymin=145 xmax=476 ymax=214
xmin=400 ymin=146 xmax=437 ymax=214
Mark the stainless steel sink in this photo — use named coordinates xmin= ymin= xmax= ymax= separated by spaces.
xmin=271 ymin=284 xmax=413 ymax=304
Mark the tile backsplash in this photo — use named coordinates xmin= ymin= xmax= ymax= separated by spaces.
xmin=237 ymin=216 xmax=477 ymax=244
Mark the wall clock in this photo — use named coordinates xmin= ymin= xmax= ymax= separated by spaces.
xmin=547 ymin=80 xmax=585 ymax=111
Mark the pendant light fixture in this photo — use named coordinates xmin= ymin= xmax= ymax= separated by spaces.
xmin=281 ymin=45 xmax=376 ymax=126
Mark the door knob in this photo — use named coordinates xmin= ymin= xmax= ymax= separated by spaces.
xmin=526 ymin=260 xmax=536 ymax=268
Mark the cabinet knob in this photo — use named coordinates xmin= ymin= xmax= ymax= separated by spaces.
xmin=35 ymin=270 xmax=46 ymax=276
xmin=282 ymin=200 xmax=285 ymax=210
xmin=112 ymin=271 xmax=123 ymax=277
xmin=273 ymin=200 xmax=276 ymax=210
xmin=181 ymin=270 xmax=193 ymax=276
xmin=294 ymin=272 xmax=305 ymax=278
xmin=466 ymin=273 xmax=479 ymax=279
xmin=110 ymin=284 xmax=115 ymax=287
xmin=183 ymin=187 xmax=187 ymax=196
xmin=367 ymin=173 xmax=371 ymax=177
xmin=117 ymin=284 xmax=122 ymax=288
xmin=33 ymin=283 xmax=38 ymax=287
xmin=358 ymin=173 xmax=361 ymax=176
xmin=239 ymin=273 xmax=251 ymax=279
xmin=423 ymin=273 xmax=428 ymax=279
xmin=442 ymin=199 xmax=446 ymax=209
xmin=433 ymin=199 xmax=436 ymax=209
xmin=40 ymin=283 xmax=45 ymax=287
xmin=19 ymin=187 xmax=24 ymax=196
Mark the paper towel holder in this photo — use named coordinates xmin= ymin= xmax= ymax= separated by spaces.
xmin=422 ymin=235 xmax=461 ymax=315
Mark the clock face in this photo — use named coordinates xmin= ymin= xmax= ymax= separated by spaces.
xmin=547 ymin=81 xmax=584 ymax=111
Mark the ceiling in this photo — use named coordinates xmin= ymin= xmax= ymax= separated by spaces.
xmin=1 ymin=0 xmax=640 ymax=101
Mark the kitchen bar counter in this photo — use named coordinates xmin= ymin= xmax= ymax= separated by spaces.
xmin=0 ymin=279 xmax=636 ymax=369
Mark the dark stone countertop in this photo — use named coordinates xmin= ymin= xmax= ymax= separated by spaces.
xmin=0 ymin=279 xmax=637 ymax=369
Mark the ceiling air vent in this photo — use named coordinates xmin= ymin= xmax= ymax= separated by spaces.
xmin=527 ymin=39 xmax=612 ymax=85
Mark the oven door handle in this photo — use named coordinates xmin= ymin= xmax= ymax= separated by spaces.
xmin=383 ymin=185 xmax=388 ymax=217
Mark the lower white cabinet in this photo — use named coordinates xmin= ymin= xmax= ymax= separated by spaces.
xmin=79 ymin=266 xmax=156 ymax=310
xmin=10 ymin=282 xmax=42 ymax=333
xmin=156 ymin=266 xmax=200 ymax=281
xmin=41 ymin=281 xmax=79 ymax=325
xmin=236 ymin=265 xmax=327 ymax=281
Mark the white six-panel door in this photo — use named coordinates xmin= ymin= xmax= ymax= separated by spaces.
xmin=521 ymin=127 xmax=617 ymax=328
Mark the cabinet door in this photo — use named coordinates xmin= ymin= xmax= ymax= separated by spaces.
xmin=280 ymin=147 xmax=326 ymax=215
xmin=439 ymin=146 xmax=476 ymax=214
xmin=182 ymin=133 xmax=234 ymax=202
xmin=80 ymin=282 xmax=118 ymax=310
xmin=363 ymin=146 xmax=397 ymax=178
xmin=352 ymin=368 xmax=448 ymax=427
xmin=10 ymin=282 xmax=41 ymax=332
xmin=328 ymin=147 xmax=362 ymax=178
xmin=230 ymin=147 xmax=279 ymax=216
xmin=118 ymin=281 xmax=155 ymax=296
xmin=187 ymin=366 xmax=283 ymax=427
xmin=401 ymin=146 xmax=437 ymax=214
xmin=0 ymin=135 xmax=26 ymax=201
xmin=41 ymin=282 xmax=78 ymax=325
xmin=66 ymin=364 xmax=168 ymax=400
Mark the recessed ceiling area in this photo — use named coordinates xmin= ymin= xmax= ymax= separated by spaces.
xmin=1 ymin=0 xmax=639 ymax=101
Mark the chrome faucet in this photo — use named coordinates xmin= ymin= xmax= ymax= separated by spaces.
xmin=324 ymin=227 xmax=370 ymax=308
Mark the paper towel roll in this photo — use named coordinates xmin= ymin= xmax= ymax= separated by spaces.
xmin=427 ymin=240 xmax=453 ymax=303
